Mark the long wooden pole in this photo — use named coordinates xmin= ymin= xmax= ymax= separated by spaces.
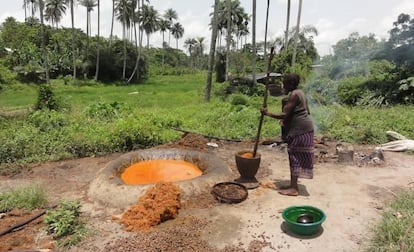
xmin=253 ymin=46 xmax=274 ymax=157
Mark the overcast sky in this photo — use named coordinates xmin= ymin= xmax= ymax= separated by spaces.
xmin=1 ymin=0 xmax=414 ymax=56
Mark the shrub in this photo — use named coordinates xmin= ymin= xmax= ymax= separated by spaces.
xmin=35 ymin=85 xmax=61 ymax=111
xmin=230 ymin=94 xmax=249 ymax=106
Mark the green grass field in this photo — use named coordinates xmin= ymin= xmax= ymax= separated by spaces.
xmin=1 ymin=73 xmax=413 ymax=172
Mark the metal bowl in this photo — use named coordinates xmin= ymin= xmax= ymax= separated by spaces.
xmin=282 ymin=205 xmax=326 ymax=236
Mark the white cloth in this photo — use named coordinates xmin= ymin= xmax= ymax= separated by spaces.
xmin=378 ymin=140 xmax=414 ymax=152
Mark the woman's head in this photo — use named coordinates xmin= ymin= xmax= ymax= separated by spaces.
xmin=283 ymin=73 xmax=300 ymax=92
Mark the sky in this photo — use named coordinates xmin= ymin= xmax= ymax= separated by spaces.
xmin=1 ymin=0 xmax=414 ymax=56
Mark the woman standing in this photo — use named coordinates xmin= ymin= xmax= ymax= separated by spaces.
xmin=261 ymin=73 xmax=314 ymax=196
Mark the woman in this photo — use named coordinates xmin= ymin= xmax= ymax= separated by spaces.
xmin=261 ymin=73 xmax=314 ymax=196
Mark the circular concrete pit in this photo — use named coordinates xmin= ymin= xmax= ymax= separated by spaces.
xmin=88 ymin=148 xmax=234 ymax=209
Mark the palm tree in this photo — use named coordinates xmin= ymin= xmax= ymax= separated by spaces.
xmin=39 ymin=0 xmax=50 ymax=83
xmin=291 ymin=0 xmax=302 ymax=66
xmin=252 ymin=0 xmax=256 ymax=86
xmin=163 ymin=8 xmax=177 ymax=47
xmin=184 ymin=38 xmax=197 ymax=68
xmin=214 ymin=0 xmax=248 ymax=79
xmin=138 ymin=4 xmax=160 ymax=48
xmin=94 ymin=0 xmax=100 ymax=81
xmin=115 ymin=0 xmax=135 ymax=79
xmin=171 ymin=22 xmax=184 ymax=49
xmin=23 ymin=0 xmax=28 ymax=21
xmin=195 ymin=37 xmax=205 ymax=69
xmin=127 ymin=0 xmax=143 ymax=83
xmin=284 ymin=0 xmax=291 ymax=52
xmin=109 ymin=0 xmax=116 ymax=47
xmin=159 ymin=19 xmax=169 ymax=48
xmin=44 ymin=0 xmax=66 ymax=28
xmin=225 ymin=0 xmax=231 ymax=81
xmin=79 ymin=0 xmax=97 ymax=78
xmin=29 ymin=0 xmax=39 ymax=18
xmin=64 ymin=0 xmax=76 ymax=82
xmin=206 ymin=0 xmax=220 ymax=102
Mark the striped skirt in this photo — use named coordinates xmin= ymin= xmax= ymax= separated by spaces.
xmin=286 ymin=131 xmax=314 ymax=179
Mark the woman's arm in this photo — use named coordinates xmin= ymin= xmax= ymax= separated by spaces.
xmin=261 ymin=93 xmax=299 ymax=119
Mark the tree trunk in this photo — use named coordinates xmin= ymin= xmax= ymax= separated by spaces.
xmin=291 ymin=0 xmax=302 ymax=66
xmin=94 ymin=0 xmax=100 ymax=81
xmin=122 ymin=2 xmax=127 ymax=80
xmin=205 ymin=0 xmax=219 ymax=102
xmin=70 ymin=0 xmax=76 ymax=83
xmin=109 ymin=0 xmax=115 ymax=47
xmin=39 ymin=0 xmax=50 ymax=84
xmin=284 ymin=0 xmax=291 ymax=52
xmin=252 ymin=0 xmax=256 ymax=86
xmin=225 ymin=0 xmax=231 ymax=81
xmin=127 ymin=1 xmax=143 ymax=84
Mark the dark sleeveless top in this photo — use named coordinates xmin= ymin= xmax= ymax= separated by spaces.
xmin=283 ymin=89 xmax=314 ymax=137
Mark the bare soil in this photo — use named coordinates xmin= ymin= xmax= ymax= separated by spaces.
xmin=1 ymin=133 xmax=414 ymax=252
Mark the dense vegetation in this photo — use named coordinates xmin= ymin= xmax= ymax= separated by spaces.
xmin=1 ymin=72 xmax=414 ymax=176
xmin=0 ymin=3 xmax=413 ymax=171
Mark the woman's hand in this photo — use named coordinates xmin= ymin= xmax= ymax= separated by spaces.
xmin=260 ymin=107 xmax=268 ymax=116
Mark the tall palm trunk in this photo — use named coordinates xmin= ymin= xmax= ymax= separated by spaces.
xmin=128 ymin=0 xmax=143 ymax=83
xmin=70 ymin=0 xmax=76 ymax=83
xmin=284 ymin=0 xmax=291 ymax=52
xmin=86 ymin=8 xmax=90 ymax=78
xmin=39 ymin=0 xmax=50 ymax=84
xmin=205 ymin=0 xmax=219 ymax=102
xmin=24 ymin=1 xmax=27 ymax=21
xmin=251 ymin=0 xmax=256 ymax=86
xmin=291 ymin=0 xmax=302 ymax=66
xmin=109 ymin=0 xmax=115 ymax=47
xmin=122 ymin=0 xmax=127 ymax=80
xmin=225 ymin=0 xmax=231 ymax=81
xmin=94 ymin=0 xmax=100 ymax=81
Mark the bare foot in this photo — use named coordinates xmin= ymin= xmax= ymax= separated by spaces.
xmin=278 ymin=188 xmax=299 ymax=196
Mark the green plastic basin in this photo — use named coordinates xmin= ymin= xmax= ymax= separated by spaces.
xmin=282 ymin=205 xmax=326 ymax=236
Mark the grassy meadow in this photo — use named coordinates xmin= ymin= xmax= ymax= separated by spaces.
xmin=1 ymin=72 xmax=414 ymax=173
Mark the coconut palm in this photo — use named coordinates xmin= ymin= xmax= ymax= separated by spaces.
xmin=64 ymin=0 xmax=76 ymax=82
xmin=44 ymin=0 xmax=66 ymax=28
xmin=115 ymin=0 xmax=135 ymax=79
xmin=159 ymin=19 xmax=169 ymax=48
xmin=195 ymin=37 xmax=205 ymax=69
xmin=206 ymin=0 xmax=220 ymax=102
xmin=28 ymin=0 xmax=39 ymax=18
xmin=109 ymin=0 xmax=116 ymax=47
xmin=252 ymin=0 xmax=256 ymax=86
xmin=284 ymin=0 xmax=291 ymax=52
xmin=79 ymin=0 xmax=97 ymax=78
xmin=23 ymin=0 xmax=29 ymax=21
xmin=163 ymin=8 xmax=177 ymax=47
xmin=171 ymin=22 xmax=184 ymax=49
xmin=94 ymin=0 xmax=100 ymax=81
xmin=138 ymin=4 xmax=160 ymax=48
xmin=128 ymin=0 xmax=143 ymax=83
xmin=38 ymin=0 xmax=50 ymax=83
xmin=184 ymin=38 xmax=197 ymax=68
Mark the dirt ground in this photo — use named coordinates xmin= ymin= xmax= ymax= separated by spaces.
xmin=1 ymin=133 xmax=414 ymax=252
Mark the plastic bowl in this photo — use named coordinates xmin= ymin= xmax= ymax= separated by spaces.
xmin=282 ymin=205 xmax=326 ymax=236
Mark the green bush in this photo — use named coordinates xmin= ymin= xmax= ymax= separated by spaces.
xmin=44 ymin=200 xmax=88 ymax=247
xmin=230 ymin=94 xmax=249 ymax=106
xmin=35 ymin=85 xmax=62 ymax=111
xmin=28 ymin=110 xmax=69 ymax=132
